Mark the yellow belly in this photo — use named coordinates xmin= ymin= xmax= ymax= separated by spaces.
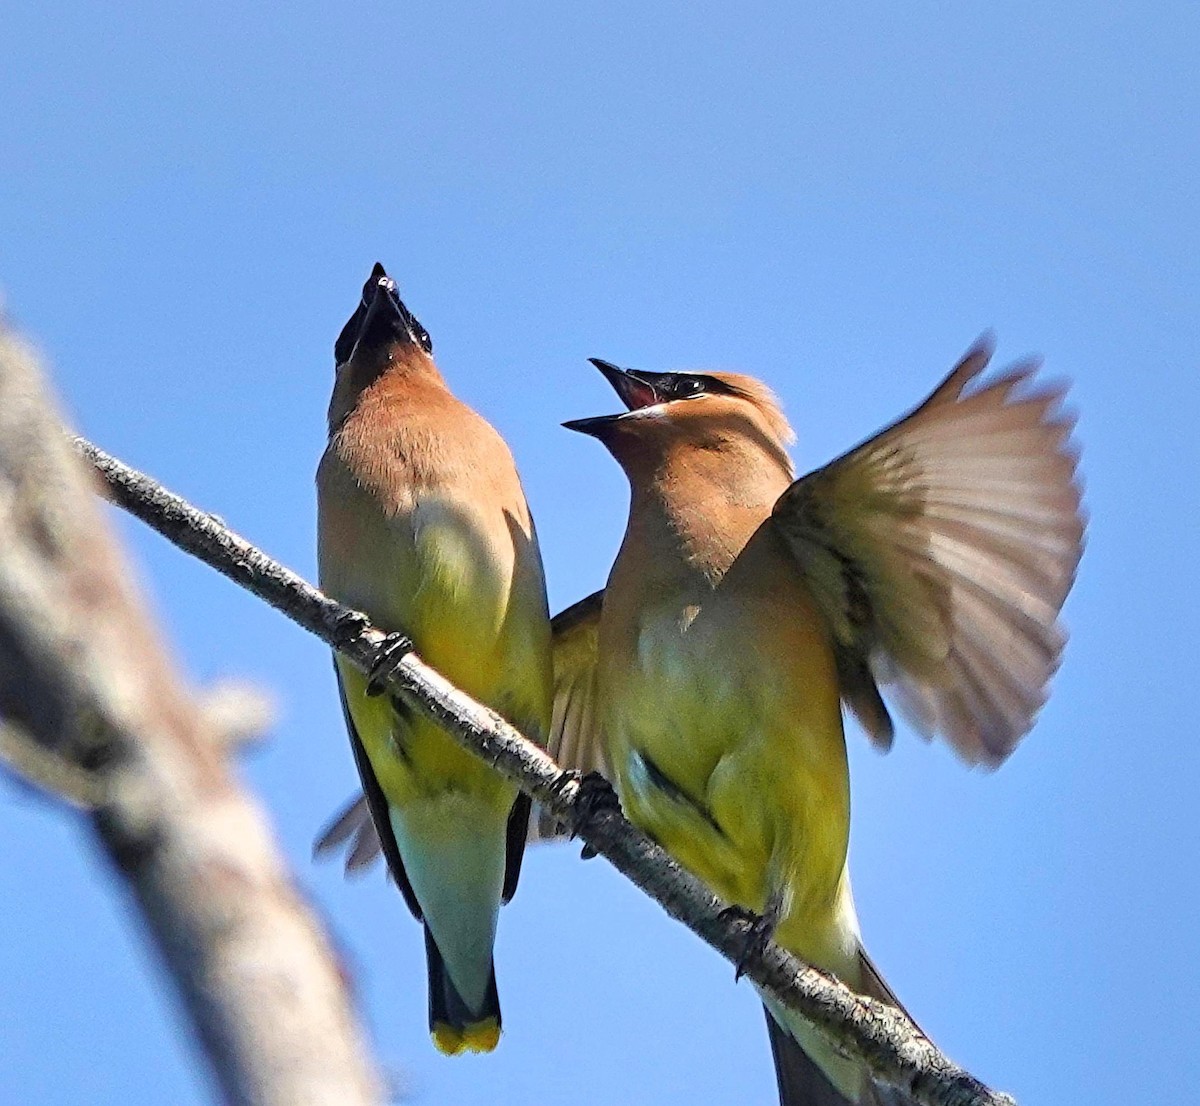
xmin=319 ymin=464 xmax=552 ymax=814
xmin=337 ymin=660 xmax=518 ymax=815
xmin=603 ymin=592 xmax=851 ymax=960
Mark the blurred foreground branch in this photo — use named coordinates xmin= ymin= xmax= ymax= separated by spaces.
xmin=74 ymin=435 xmax=1015 ymax=1106
xmin=0 ymin=324 xmax=383 ymax=1106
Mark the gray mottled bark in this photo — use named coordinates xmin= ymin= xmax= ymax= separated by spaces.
xmin=0 ymin=324 xmax=383 ymax=1106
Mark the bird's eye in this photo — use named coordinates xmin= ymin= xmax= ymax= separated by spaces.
xmin=674 ymin=377 xmax=707 ymax=398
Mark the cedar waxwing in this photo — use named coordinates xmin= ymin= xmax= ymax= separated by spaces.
xmin=553 ymin=338 xmax=1083 ymax=1105
xmin=316 ymin=264 xmax=553 ymax=1055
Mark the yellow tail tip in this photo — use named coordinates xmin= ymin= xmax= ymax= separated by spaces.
xmin=432 ymin=1018 xmax=501 ymax=1055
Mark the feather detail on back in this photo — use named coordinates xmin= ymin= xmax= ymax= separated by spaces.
xmin=772 ymin=335 xmax=1084 ymax=764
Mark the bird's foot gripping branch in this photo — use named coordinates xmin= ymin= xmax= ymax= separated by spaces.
xmin=364 ymin=631 xmax=416 ymax=696
xmin=570 ymin=770 xmax=623 ymax=859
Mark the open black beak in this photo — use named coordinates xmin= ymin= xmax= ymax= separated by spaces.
xmin=563 ymin=359 xmax=664 ymax=436
xmin=336 ymin=262 xmax=432 ymax=365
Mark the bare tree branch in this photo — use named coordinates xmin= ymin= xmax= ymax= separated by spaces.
xmin=73 ymin=433 xmax=1017 ymax=1106
xmin=0 ymin=324 xmax=384 ymax=1106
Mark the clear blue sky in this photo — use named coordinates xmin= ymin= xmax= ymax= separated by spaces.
xmin=2 ymin=3 xmax=1197 ymax=1104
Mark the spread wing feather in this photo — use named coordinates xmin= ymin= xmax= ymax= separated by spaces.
xmin=531 ymin=589 xmax=608 ymax=839
xmin=771 ymin=335 xmax=1084 ymax=765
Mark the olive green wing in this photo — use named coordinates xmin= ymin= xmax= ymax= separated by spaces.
xmin=528 ymin=589 xmax=607 ymax=840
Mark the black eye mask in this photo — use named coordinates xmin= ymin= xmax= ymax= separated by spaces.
xmin=335 ymin=262 xmax=433 ymax=367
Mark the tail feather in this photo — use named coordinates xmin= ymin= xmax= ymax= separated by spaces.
xmin=388 ymin=797 xmax=509 ymax=1051
xmin=425 ymin=926 xmax=502 ymax=1055
xmin=764 ymin=946 xmax=922 ymax=1106
xmin=856 ymin=947 xmax=921 ymax=1032
xmin=766 ymin=1004 xmax=920 ymax=1106
xmin=501 ymin=791 xmax=533 ymax=902
xmin=853 ymin=949 xmax=924 ymax=1106
xmin=766 ymin=1008 xmax=851 ymax=1106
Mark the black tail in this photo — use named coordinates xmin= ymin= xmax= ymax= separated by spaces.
xmin=425 ymin=926 xmax=502 ymax=1055
xmin=766 ymin=1009 xmax=853 ymax=1106
xmin=765 ymin=946 xmax=923 ymax=1105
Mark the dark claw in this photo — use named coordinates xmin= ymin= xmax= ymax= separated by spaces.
xmin=717 ymin=903 xmax=758 ymax=926
xmin=570 ymin=771 xmax=621 ymax=859
xmin=333 ymin=609 xmax=372 ymax=648
xmin=365 ymin=632 xmax=415 ymax=696
xmin=718 ymin=902 xmax=778 ymax=980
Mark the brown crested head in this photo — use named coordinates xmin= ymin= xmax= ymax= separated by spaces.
xmin=564 ymin=360 xmax=795 ymax=478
